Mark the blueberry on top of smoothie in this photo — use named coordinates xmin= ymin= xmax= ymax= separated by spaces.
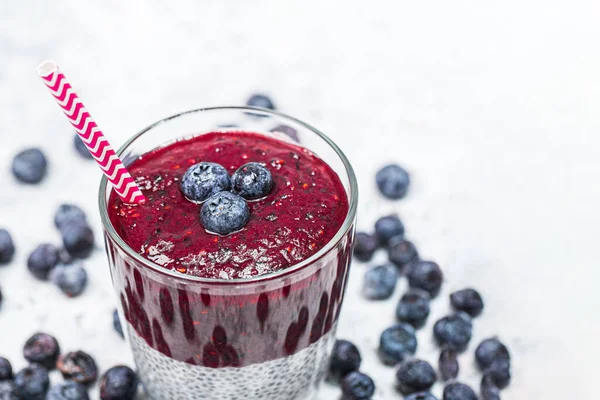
xmin=181 ymin=162 xmax=231 ymax=203
xmin=11 ymin=148 xmax=48 ymax=184
xmin=200 ymin=192 xmax=250 ymax=235
xmin=231 ymin=162 xmax=273 ymax=200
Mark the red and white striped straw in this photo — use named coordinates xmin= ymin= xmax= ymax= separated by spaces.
xmin=37 ymin=61 xmax=145 ymax=204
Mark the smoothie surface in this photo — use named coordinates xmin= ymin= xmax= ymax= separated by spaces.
xmin=108 ymin=131 xmax=349 ymax=279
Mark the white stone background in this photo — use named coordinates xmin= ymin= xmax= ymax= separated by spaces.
xmin=0 ymin=0 xmax=598 ymax=398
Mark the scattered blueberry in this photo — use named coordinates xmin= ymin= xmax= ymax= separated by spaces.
xmin=0 ymin=357 xmax=12 ymax=381
xmin=0 ymin=286 xmax=3 ymax=309
xmin=246 ymin=94 xmax=275 ymax=110
xmin=200 ymin=192 xmax=250 ymax=235
xmin=46 ymin=381 xmax=90 ymax=400
xmin=378 ymin=323 xmax=417 ymax=365
xmin=363 ymin=264 xmax=398 ymax=300
xmin=475 ymin=338 xmax=510 ymax=370
xmin=231 ymin=162 xmax=273 ymax=200
xmin=374 ymin=215 xmax=404 ymax=245
xmin=388 ymin=236 xmax=419 ymax=270
xmin=50 ymin=264 xmax=88 ymax=297
xmin=11 ymin=148 xmax=48 ymax=184
xmin=14 ymin=364 xmax=49 ymax=400
xmin=270 ymin=124 xmax=299 ymax=142
xmin=328 ymin=340 xmax=362 ymax=382
xmin=180 ymin=162 xmax=231 ymax=203
xmin=99 ymin=366 xmax=138 ymax=400
xmin=443 ymin=382 xmax=477 ymax=400
xmin=396 ymin=290 xmax=430 ymax=328
xmin=481 ymin=374 xmax=501 ymax=400
xmin=0 ymin=229 xmax=15 ymax=264
xmin=23 ymin=333 xmax=60 ymax=370
xmin=27 ymin=244 xmax=60 ymax=280
xmin=113 ymin=310 xmax=124 ymax=339
xmin=405 ymin=393 xmax=439 ymax=400
xmin=60 ymin=223 xmax=94 ymax=259
xmin=396 ymin=359 xmax=436 ymax=394
xmin=433 ymin=312 xmax=473 ymax=352
xmin=376 ymin=164 xmax=410 ymax=200
xmin=54 ymin=205 xmax=87 ymax=230
xmin=407 ymin=260 xmax=444 ymax=297
xmin=57 ymin=351 xmax=98 ymax=385
xmin=485 ymin=359 xmax=511 ymax=389
xmin=438 ymin=348 xmax=459 ymax=381
xmin=0 ymin=381 xmax=19 ymax=400
xmin=340 ymin=371 xmax=375 ymax=400
xmin=353 ymin=232 xmax=378 ymax=262
xmin=73 ymin=134 xmax=93 ymax=160
xmin=450 ymin=288 xmax=484 ymax=317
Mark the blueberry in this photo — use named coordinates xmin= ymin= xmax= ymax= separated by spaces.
xmin=0 ymin=357 xmax=12 ymax=381
xmin=328 ymin=340 xmax=362 ymax=382
xmin=450 ymin=288 xmax=484 ymax=317
xmin=396 ymin=290 xmax=430 ymax=328
xmin=14 ymin=364 xmax=49 ymax=400
xmin=388 ymin=236 xmax=418 ymax=270
xmin=270 ymin=124 xmax=299 ymax=142
xmin=50 ymin=264 xmax=88 ymax=297
xmin=54 ymin=205 xmax=87 ymax=230
xmin=23 ymin=333 xmax=60 ymax=370
xmin=396 ymin=359 xmax=436 ymax=394
xmin=481 ymin=374 xmax=501 ymax=400
xmin=46 ymin=381 xmax=89 ymax=400
xmin=405 ymin=393 xmax=439 ymax=400
xmin=0 ymin=229 xmax=15 ymax=264
xmin=486 ymin=359 xmax=511 ymax=389
xmin=443 ymin=382 xmax=477 ymax=400
xmin=475 ymin=338 xmax=510 ymax=370
xmin=200 ymin=192 xmax=250 ymax=235
xmin=374 ymin=215 xmax=404 ymax=245
xmin=378 ymin=323 xmax=417 ymax=365
xmin=363 ymin=264 xmax=398 ymax=300
xmin=113 ymin=310 xmax=124 ymax=339
xmin=57 ymin=351 xmax=98 ymax=385
xmin=340 ymin=371 xmax=375 ymax=400
xmin=376 ymin=164 xmax=410 ymax=200
xmin=433 ymin=312 xmax=473 ymax=352
xmin=180 ymin=162 xmax=231 ymax=203
xmin=407 ymin=261 xmax=443 ymax=297
xmin=231 ymin=162 xmax=273 ymax=200
xmin=0 ymin=286 xmax=3 ymax=310
xmin=12 ymin=148 xmax=47 ymax=184
xmin=73 ymin=134 xmax=93 ymax=160
xmin=438 ymin=348 xmax=459 ymax=381
xmin=27 ymin=244 xmax=60 ymax=280
xmin=60 ymin=223 xmax=94 ymax=259
xmin=99 ymin=366 xmax=138 ymax=400
xmin=353 ymin=232 xmax=378 ymax=262
xmin=0 ymin=381 xmax=18 ymax=400
xmin=246 ymin=94 xmax=275 ymax=110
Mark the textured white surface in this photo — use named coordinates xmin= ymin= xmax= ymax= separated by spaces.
xmin=0 ymin=1 xmax=598 ymax=398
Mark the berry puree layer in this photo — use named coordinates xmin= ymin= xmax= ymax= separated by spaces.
xmin=108 ymin=131 xmax=349 ymax=280
xmin=105 ymin=131 xmax=353 ymax=399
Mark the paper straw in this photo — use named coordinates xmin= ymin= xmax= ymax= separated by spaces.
xmin=37 ymin=61 xmax=145 ymax=204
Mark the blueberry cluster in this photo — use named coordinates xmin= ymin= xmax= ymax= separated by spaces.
xmin=344 ymin=164 xmax=512 ymax=399
xmin=0 ymin=333 xmax=139 ymax=400
xmin=180 ymin=161 xmax=273 ymax=235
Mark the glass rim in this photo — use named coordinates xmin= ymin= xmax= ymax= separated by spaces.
xmin=98 ymin=106 xmax=358 ymax=285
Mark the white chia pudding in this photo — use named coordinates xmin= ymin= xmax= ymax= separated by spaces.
xmin=127 ymin=323 xmax=337 ymax=400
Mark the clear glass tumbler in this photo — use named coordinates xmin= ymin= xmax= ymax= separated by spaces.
xmin=99 ymin=107 xmax=358 ymax=400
